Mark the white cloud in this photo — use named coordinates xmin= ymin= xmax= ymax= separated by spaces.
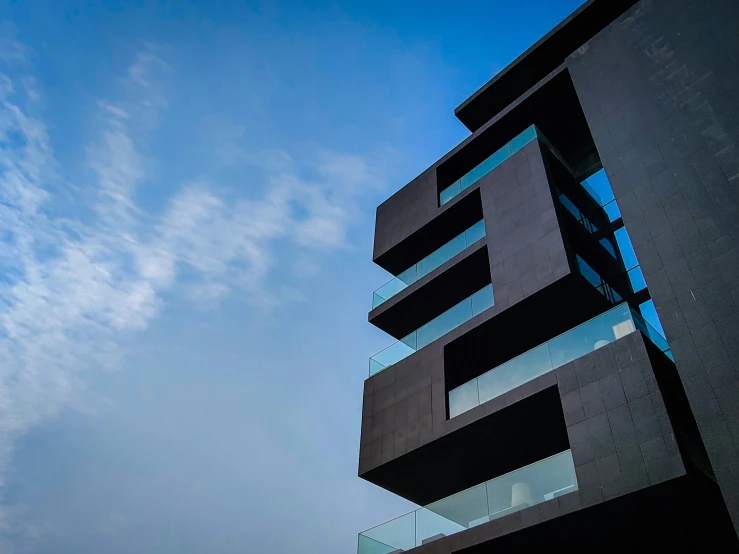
xmin=0 ymin=42 xmax=381 ymax=547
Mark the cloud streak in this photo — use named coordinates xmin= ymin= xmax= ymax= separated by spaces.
xmin=0 ymin=41 xmax=380 ymax=546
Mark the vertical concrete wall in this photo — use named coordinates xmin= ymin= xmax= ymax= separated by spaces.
xmin=567 ymin=0 xmax=739 ymax=532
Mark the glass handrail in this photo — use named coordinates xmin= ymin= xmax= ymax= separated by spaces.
xmin=369 ymin=284 xmax=494 ymax=376
xmin=579 ymin=177 xmax=604 ymax=207
xmin=358 ymin=450 xmax=578 ymax=553
xmin=372 ymin=221 xmax=486 ymax=309
xmin=558 ymin=191 xmax=620 ymax=261
xmin=575 ymin=255 xmax=621 ymax=305
xmin=628 ymin=266 xmax=647 ymax=293
xmin=439 ymin=126 xmax=538 ymax=206
xmin=449 ymin=303 xmax=672 ymax=419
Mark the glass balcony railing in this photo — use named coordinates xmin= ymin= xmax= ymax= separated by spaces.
xmin=439 ymin=126 xmax=538 ymax=206
xmin=579 ymin=177 xmax=604 ymax=207
xmin=576 ymin=255 xmax=622 ymax=305
xmin=372 ymin=221 xmax=486 ymax=309
xmin=358 ymin=450 xmax=578 ymax=554
xmin=449 ymin=303 xmax=672 ymax=419
xmin=369 ymin=284 xmax=494 ymax=376
xmin=628 ymin=266 xmax=647 ymax=293
xmin=558 ymin=192 xmax=618 ymax=260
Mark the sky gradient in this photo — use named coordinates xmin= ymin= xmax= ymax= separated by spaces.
xmin=0 ymin=1 xmax=592 ymax=552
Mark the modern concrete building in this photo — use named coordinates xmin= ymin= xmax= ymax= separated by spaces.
xmin=357 ymin=0 xmax=739 ymax=551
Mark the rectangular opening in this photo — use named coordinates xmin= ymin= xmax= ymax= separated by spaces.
xmin=359 ymin=450 xmax=577 ymax=553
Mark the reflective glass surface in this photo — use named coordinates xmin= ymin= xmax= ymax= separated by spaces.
xmin=576 ymin=255 xmax=602 ymax=288
xmin=602 ymin=199 xmax=622 ymax=222
xmin=439 ymin=126 xmax=538 ymax=206
xmin=369 ymin=284 xmax=494 ymax=376
xmin=358 ymin=451 xmax=578 ymax=553
xmin=449 ymin=303 xmax=672 ymax=419
xmin=579 ymin=177 xmax=604 ymax=206
xmin=476 ymin=343 xmax=552 ymax=409
xmin=372 ymin=221 xmax=486 ymax=309
xmin=600 ymin=237 xmax=617 ymax=258
xmin=628 ymin=266 xmax=647 ymax=293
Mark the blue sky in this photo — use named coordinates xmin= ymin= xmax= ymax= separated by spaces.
xmin=0 ymin=1 xmax=598 ymax=552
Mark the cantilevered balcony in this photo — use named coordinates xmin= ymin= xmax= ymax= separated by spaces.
xmin=358 ymin=451 xmax=577 ymax=554
xmin=369 ymin=284 xmax=493 ymax=376
xmin=372 ymin=221 xmax=485 ymax=309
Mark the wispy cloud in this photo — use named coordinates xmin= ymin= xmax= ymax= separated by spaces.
xmin=0 ymin=39 xmax=381 ymax=546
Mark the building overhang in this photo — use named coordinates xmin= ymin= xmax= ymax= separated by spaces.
xmin=454 ymin=0 xmax=639 ymax=132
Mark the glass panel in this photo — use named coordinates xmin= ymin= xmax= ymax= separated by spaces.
xmin=400 ymin=332 xmax=417 ymax=350
xmin=418 ymin=234 xmax=466 ymax=279
xmin=584 ymin=169 xmax=615 ymax=205
xmin=476 ymin=344 xmax=553 ymax=406
xmin=577 ymin=255 xmax=602 ymax=288
xmin=486 ymin=451 xmax=577 ymax=520
xmin=369 ymin=340 xmax=416 ymax=376
xmin=628 ymin=266 xmax=647 ymax=293
xmin=418 ymin=483 xmax=489 ymax=546
xmin=370 ymin=285 xmax=492 ymax=375
xmin=397 ymin=266 xmax=418 ymax=286
xmin=470 ymin=284 xmax=494 ymax=316
xmin=509 ymin=126 xmax=537 ymax=153
xmin=632 ymin=306 xmax=671 ymax=357
xmin=602 ymin=200 xmax=621 ymax=222
xmin=579 ymin=179 xmax=603 ymax=207
xmin=549 ymin=303 xmax=634 ymax=368
xmin=358 ymin=451 xmax=579 ymax=554
xmin=449 ymin=379 xmax=480 ymax=419
xmin=417 ymin=300 xmax=472 ymax=350
xmin=558 ymin=194 xmax=582 ymax=221
xmin=615 ymin=227 xmax=639 ymax=270
xmin=439 ymin=182 xmax=461 ymax=206
xmin=600 ymin=237 xmax=617 ymax=258
xmin=439 ymin=126 xmax=537 ymax=205
xmin=639 ymin=299 xmax=666 ymax=340
xmin=464 ymin=220 xmax=486 ymax=246
xmin=360 ymin=512 xmax=415 ymax=554
xmin=372 ymin=221 xmax=485 ymax=308
xmin=358 ymin=534 xmax=402 ymax=554
xmin=373 ymin=279 xmax=411 ymax=308
xmin=447 ymin=303 xmax=675 ymax=420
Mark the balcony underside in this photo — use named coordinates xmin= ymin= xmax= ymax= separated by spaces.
xmin=361 ymin=386 xmax=570 ymax=506
xmin=456 ymin=471 xmax=736 ymax=552
xmin=444 ymin=272 xmax=613 ymax=392
xmin=369 ymin=244 xmax=491 ymax=339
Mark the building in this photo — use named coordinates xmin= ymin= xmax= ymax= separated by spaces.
xmin=357 ymin=0 xmax=739 ymax=551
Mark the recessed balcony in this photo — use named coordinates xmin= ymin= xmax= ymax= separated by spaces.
xmin=369 ymin=284 xmax=493 ymax=376
xmin=358 ymin=450 xmax=577 ymax=554
xmin=449 ymin=303 xmax=672 ymax=419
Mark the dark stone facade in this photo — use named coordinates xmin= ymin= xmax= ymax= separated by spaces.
xmin=361 ymin=141 xmax=572 ymax=478
xmin=363 ymin=334 xmax=732 ymax=552
xmin=567 ymin=0 xmax=739 ymax=532
xmin=359 ymin=0 xmax=739 ymax=548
